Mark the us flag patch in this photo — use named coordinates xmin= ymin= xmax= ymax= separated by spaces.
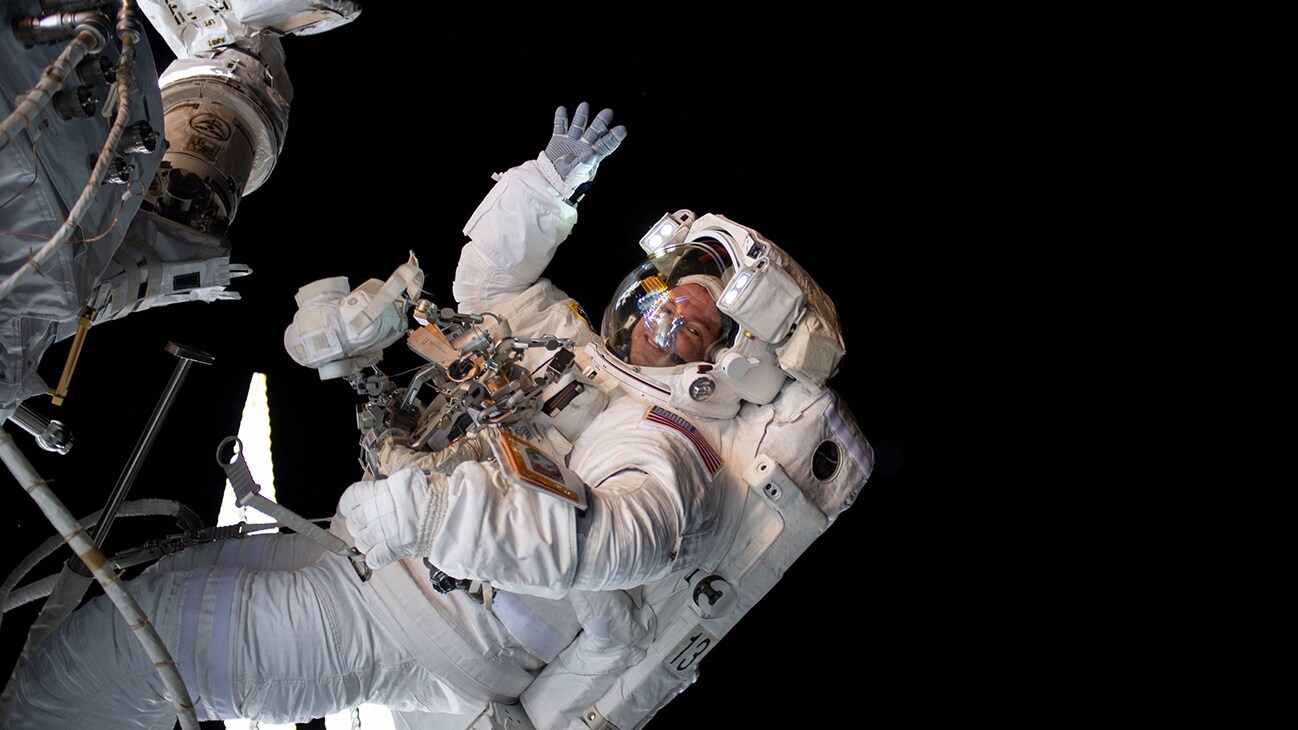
xmin=643 ymin=405 xmax=723 ymax=479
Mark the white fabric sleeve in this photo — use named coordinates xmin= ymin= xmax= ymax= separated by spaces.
xmin=422 ymin=460 xmax=694 ymax=598
xmin=422 ymin=460 xmax=579 ymax=599
xmin=453 ymin=159 xmax=579 ymax=314
xmin=567 ymin=468 xmax=687 ymax=592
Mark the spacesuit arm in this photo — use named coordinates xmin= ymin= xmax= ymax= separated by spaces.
xmin=452 ymin=103 xmax=625 ymax=314
xmin=421 ymin=461 xmax=691 ymax=597
xmin=452 ymin=159 xmax=578 ymax=314
xmin=339 ymin=454 xmax=699 ymax=599
xmin=337 ymin=462 xmax=578 ymax=596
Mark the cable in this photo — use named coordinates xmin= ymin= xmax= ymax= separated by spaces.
xmin=0 ymin=30 xmax=137 ymax=305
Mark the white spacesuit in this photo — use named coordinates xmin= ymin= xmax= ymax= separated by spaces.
xmin=6 ymin=101 xmax=873 ymax=729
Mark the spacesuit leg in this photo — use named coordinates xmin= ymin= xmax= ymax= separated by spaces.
xmin=7 ymin=567 xmax=186 ymax=729
xmin=8 ymin=535 xmax=481 ymax=729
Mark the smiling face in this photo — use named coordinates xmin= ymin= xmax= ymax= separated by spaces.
xmin=626 ymin=283 xmax=723 ymax=367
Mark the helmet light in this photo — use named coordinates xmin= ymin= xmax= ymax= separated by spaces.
xmin=719 ymin=271 xmax=751 ymax=308
xmin=716 ymin=262 xmax=806 ymax=344
xmin=639 ymin=210 xmax=695 ymax=254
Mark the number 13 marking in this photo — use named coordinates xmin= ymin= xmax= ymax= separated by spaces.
xmin=665 ymin=626 xmax=719 ymax=675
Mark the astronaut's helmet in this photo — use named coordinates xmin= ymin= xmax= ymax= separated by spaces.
xmin=591 ymin=209 xmax=845 ymax=420
xmin=600 ymin=239 xmax=738 ymax=369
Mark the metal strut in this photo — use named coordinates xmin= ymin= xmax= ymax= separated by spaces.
xmin=69 ymin=341 xmax=213 ymax=575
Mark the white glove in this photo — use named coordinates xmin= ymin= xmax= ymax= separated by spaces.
xmin=336 ymin=468 xmax=442 ymax=570
xmin=537 ymin=101 xmax=627 ymax=202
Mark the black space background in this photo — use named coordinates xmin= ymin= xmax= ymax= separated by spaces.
xmin=2 ymin=5 xmax=1289 ymax=728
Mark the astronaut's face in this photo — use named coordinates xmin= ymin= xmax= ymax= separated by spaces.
xmin=627 ymin=283 xmax=723 ymax=367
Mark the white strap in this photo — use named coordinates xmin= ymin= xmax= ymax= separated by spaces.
xmin=107 ymin=245 xmax=140 ymax=320
xmin=490 ymin=590 xmax=572 ymax=663
xmin=121 ymin=235 xmax=164 ymax=312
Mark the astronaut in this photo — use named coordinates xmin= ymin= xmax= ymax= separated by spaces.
xmin=6 ymin=101 xmax=871 ymax=729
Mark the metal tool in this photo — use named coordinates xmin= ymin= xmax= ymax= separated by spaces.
xmin=68 ymin=341 xmax=213 ymax=574
xmin=5 ymin=402 xmax=74 ymax=454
